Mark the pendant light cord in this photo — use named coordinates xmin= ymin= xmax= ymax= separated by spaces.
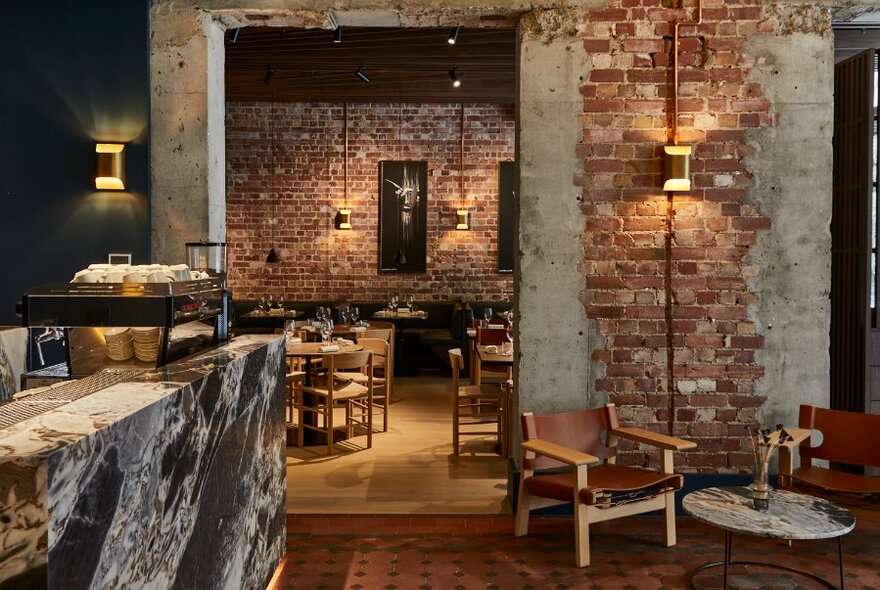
xmin=672 ymin=0 xmax=702 ymax=145
xmin=460 ymin=103 xmax=465 ymax=207
xmin=344 ymin=102 xmax=348 ymax=209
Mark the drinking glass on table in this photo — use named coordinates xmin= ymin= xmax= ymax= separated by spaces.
xmin=320 ymin=319 xmax=334 ymax=344
xmin=406 ymin=294 xmax=414 ymax=313
xmin=484 ymin=307 xmax=494 ymax=324
xmin=340 ymin=307 xmax=350 ymax=326
xmin=257 ymin=294 xmax=267 ymax=313
xmin=503 ymin=321 xmax=514 ymax=355
xmin=351 ymin=306 xmax=360 ymax=326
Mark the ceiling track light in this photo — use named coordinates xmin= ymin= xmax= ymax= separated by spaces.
xmin=448 ymin=26 xmax=461 ymax=45
xmin=263 ymin=64 xmax=275 ymax=84
xmin=449 ymin=67 xmax=461 ymax=88
xmin=355 ymin=66 xmax=370 ymax=83
xmin=229 ymin=28 xmax=240 ymax=43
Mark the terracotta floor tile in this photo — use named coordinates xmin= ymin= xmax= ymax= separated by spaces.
xmin=273 ymin=515 xmax=880 ymax=590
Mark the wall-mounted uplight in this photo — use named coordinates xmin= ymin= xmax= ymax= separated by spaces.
xmin=336 ymin=208 xmax=352 ymax=230
xmin=95 ymin=143 xmax=125 ymax=190
xmin=663 ymin=145 xmax=692 ymax=192
xmin=455 ymin=209 xmax=470 ymax=230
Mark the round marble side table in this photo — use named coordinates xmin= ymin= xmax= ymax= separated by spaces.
xmin=682 ymin=486 xmax=855 ymax=589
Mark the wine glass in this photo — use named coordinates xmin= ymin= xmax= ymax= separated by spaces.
xmin=257 ymin=294 xmax=267 ymax=313
xmin=504 ymin=317 xmax=514 ymax=355
xmin=320 ymin=319 xmax=334 ymax=344
xmin=406 ymin=294 xmax=414 ymax=313
xmin=483 ymin=307 xmax=493 ymax=327
xmin=340 ymin=307 xmax=350 ymax=326
xmin=351 ymin=306 xmax=360 ymax=326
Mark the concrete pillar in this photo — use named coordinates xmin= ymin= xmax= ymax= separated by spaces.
xmin=150 ymin=4 xmax=226 ymax=264
xmin=516 ymin=8 xmax=602 ymax=418
xmin=745 ymin=20 xmax=834 ymax=425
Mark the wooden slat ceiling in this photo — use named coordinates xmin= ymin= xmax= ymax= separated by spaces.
xmin=225 ymin=26 xmax=517 ymax=103
xmin=835 ymin=26 xmax=880 ymax=62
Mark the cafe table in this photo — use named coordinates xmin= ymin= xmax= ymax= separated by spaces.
xmin=286 ymin=340 xmax=362 ymax=446
xmin=474 ymin=344 xmax=513 ymax=386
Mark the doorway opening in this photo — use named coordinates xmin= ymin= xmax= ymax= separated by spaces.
xmin=223 ymin=24 xmax=518 ymax=513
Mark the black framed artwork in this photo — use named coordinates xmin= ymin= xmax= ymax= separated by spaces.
xmin=497 ymin=161 xmax=516 ymax=273
xmin=379 ymin=160 xmax=428 ymax=273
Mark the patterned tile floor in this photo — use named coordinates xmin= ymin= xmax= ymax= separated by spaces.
xmin=271 ymin=514 xmax=880 ymax=589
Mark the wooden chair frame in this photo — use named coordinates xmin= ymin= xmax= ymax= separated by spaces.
xmin=449 ymin=348 xmax=507 ymax=456
xmin=515 ymin=404 xmax=696 ymax=567
xmin=298 ymin=351 xmax=373 ymax=455
xmin=345 ymin=337 xmax=391 ymax=432
xmin=778 ymin=404 xmax=880 ymax=496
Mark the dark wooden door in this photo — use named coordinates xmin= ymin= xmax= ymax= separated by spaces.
xmin=831 ymin=50 xmax=875 ymax=413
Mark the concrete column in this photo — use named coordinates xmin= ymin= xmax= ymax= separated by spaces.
xmin=745 ymin=22 xmax=834 ymax=425
xmin=516 ymin=8 xmax=602 ymax=418
xmin=150 ymin=4 xmax=226 ymax=264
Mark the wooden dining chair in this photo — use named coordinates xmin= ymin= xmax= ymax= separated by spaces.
xmin=298 ymin=351 xmax=373 ymax=455
xmin=358 ymin=327 xmax=394 ymax=398
xmin=285 ymin=369 xmax=306 ymax=426
xmin=338 ymin=337 xmax=391 ymax=432
xmin=449 ymin=348 xmax=507 ymax=456
xmin=516 ymin=404 xmax=696 ymax=567
xmin=475 ymin=326 xmax=512 ymax=382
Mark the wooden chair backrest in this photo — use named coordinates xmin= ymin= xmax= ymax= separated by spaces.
xmin=521 ymin=405 xmax=618 ymax=470
xmin=324 ymin=351 xmax=372 ymax=373
xmin=799 ymin=404 xmax=880 ymax=468
xmin=358 ymin=328 xmax=392 ymax=342
xmin=477 ymin=326 xmax=508 ymax=345
xmin=449 ymin=348 xmax=464 ymax=392
xmin=358 ymin=338 xmax=388 ymax=360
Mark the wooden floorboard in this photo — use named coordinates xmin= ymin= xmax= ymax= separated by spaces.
xmin=285 ymin=376 xmax=511 ymax=515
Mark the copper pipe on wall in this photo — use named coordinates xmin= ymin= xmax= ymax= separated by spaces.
xmin=672 ymin=0 xmax=702 ymax=145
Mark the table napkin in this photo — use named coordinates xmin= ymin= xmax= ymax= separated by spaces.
xmin=319 ymin=344 xmax=340 ymax=352
xmin=286 ymin=337 xmax=302 ymax=344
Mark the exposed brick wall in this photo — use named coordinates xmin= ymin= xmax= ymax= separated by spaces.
xmin=578 ymin=0 xmax=775 ymax=471
xmin=226 ymin=102 xmax=514 ymax=302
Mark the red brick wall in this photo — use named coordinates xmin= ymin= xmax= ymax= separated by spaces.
xmin=578 ymin=0 xmax=775 ymax=471
xmin=226 ymin=102 xmax=515 ymax=302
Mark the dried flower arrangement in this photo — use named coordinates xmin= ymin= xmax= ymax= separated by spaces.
xmin=748 ymin=424 xmax=795 ymax=509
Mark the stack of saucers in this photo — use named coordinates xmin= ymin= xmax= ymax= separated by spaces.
xmin=131 ymin=327 xmax=161 ymax=362
xmin=104 ymin=328 xmax=134 ymax=361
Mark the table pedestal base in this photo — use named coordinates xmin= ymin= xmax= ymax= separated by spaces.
xmin=688 ymin=531 xmax=844 ymax=590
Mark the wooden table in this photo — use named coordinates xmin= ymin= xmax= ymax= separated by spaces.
xmin=474 ymin=344 xmax=513 ymax=386
xmin=240 ymin=309 xmax=302 ymax=319
xmin=286 ymin=341 xmax=363 ymax=445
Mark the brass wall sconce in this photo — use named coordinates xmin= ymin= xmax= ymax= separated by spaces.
xmin=663 ymin=146 xmax=692 ymax=192
xmin=336 ymin=208 xmax=352 ymax=230
xmin=455 ymin=209 xmax=470 ymax=230
xmin=95 ymin=143 xmax=125 ymax=190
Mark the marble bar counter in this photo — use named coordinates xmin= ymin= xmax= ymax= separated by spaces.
xmin=0 ymin=334 xmax=286 ymax=590
xmin=0 ymin=327 xmax=27 ymax=402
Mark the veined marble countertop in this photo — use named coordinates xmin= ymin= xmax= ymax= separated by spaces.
xmin=0 ymin=334 xmax=287 ymax=590
xmin=0 ymin=326 xmax=27 ymax=402
xmin=682 ymin=486 xmax=855 ymax=540
xmin=0 ymin=334 xmax=276 ymax=457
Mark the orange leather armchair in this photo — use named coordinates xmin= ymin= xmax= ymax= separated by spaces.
xmin=515 ymin=403 xmax=696 ymax=567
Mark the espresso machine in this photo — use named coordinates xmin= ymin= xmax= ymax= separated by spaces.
xmin=19 ymin=277 xmax=226 ymax=384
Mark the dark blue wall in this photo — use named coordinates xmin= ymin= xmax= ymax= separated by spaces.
xmin=0 ymin=2 xmax=151 ymax=325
